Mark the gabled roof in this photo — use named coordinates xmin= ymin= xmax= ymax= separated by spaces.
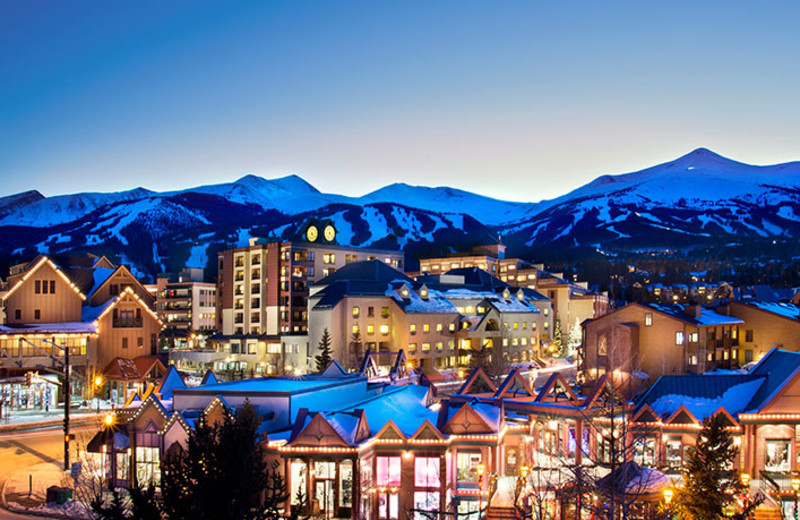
xmin=745 ymin=347 xmax=800 ymax=412
xmin=457 ymin=368 xmax=497 ymax=395
xmin=493 ymin=369 xmax=535 ymax=399
xmin=2 ymin=256 xmax=87 ymax=301
xmin=157 ymin=366 xmax=187 ymax=400
xmin=200 ymin=369 xmax=219 ymax=386
xmin=534 ymin=372 xmax=579 ymax=404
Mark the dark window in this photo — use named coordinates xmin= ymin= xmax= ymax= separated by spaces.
xmin=34 ymin=309 xmax=41 ymax=320
xmin=745 ymin=330 xmax=754 ymax=342
xmin=35 ymin=280 xmax=41 ymax=294
xmin=745 ymin=349 xmax=754 ymax=363
xmin=49 ymin=280 xmax=55 ymax=293
xmin=122 ymin=337 xmax=128 ymax=349
xmin=14 ymin=309 xmax=21 ymax=320
xmin=368 ymin=307 xmax=375 ymax=317
xmin=137 ymin=336 xmax=144 ymax=347
xmin=109 ymin=284 xmax=119 ymax=296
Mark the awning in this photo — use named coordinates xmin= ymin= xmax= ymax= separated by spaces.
xmin=86 ymin=425 xmax=129 ymax=453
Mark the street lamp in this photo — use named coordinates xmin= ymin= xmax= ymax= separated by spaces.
xmin=477 ymin=462 xmax=486 ymax=519
xmin=663 ymin=487 xmax=673 ymax=506
xmin=104 ymin=413 xmax=115 ymax=427
xmin=94 ymin=375 xmax=104 ymax=413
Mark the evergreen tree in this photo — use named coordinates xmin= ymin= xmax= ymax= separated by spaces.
xmin=315 ymin=328 xmax=333 ymax=372
xmin=567 ymin=317 xmax=582 ymax=356
xmin=348 ymin=329 xmax=363 ymax=371
xmin=551 ymin=313 xmax=564 ymax=357
xmin=675 ymin=414 xmax=761 ymax=519
xmin=160 ymin=400 xmax=271 ymax=520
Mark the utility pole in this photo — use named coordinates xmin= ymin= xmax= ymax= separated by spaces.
xmin=20 ymin=337 xmax=71 ymax=471
xmin=63 ymin=342 xmax=70 ymax=471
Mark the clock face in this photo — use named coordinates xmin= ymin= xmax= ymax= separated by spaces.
xmin=324 ymin=225 xmax=336 ymax=242
xmin=306 ymin=225 xmax=319 ymax=242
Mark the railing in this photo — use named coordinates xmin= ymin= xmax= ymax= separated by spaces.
xmin=113 ymin=317 xmax=142 ymax=328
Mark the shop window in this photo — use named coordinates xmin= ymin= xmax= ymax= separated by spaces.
xmin=135 ymin=446 xmax=160 ymax=488
xmin=376 ymin=456 xmax=401 ymax=486
xmin=634 ymin=437 xmax=656 ymax=466
xmin=456 ymin=451 xmax=481 ymax=487
xmin=414 ymin=457 xmax=440 ymax=487
xmin=765 ymin=439 xmax=791 ymax=472
xmin=339 ymin=460 xmax=353 ymax=508
xmin=290 ymin=460 xmax=308 ymax=505
xmin=666 ymin=439 xmax=682 ymax=468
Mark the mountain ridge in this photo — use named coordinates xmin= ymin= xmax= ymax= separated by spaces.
xmin=2 ymin=148 xmax=799 ymax=279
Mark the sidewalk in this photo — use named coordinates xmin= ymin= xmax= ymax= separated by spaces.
xmin=0 ymin=400 xmax=114 ymax=433
xmin=1 ymin=462 xmax=89 ymax=519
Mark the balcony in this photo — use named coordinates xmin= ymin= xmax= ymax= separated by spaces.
xmin=113 ymin=317 xmax=143 ymax=328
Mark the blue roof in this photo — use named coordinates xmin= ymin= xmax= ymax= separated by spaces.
xmin=193 ymin=374 xmax=365 ymax=394
xmin=745 ymin=348 xmax=800 ymax=412
xmin=332 ymin=384 xmax=436 ymax=437
xmin=635 ymin=348 xmax=800 ymax=419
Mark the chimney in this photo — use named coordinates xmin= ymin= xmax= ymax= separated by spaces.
xmin=684 ymin=305 xmax=702 ymax=319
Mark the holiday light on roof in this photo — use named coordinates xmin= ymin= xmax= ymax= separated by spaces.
xmin=2 ymin=256 xmax=87 ymax=301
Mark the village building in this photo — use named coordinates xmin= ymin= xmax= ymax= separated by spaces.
xmin=580 ymin=303 xmax=745 ymax=395
xmin=0 ymin=254 xmax=164 ymax=409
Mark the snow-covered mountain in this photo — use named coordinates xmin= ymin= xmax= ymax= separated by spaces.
xmin=1 ymin=148 xmax=799 ymax=279
xmin=502 ymin=148 xmax=800 ymax=252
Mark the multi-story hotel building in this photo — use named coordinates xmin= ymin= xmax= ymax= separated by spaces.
xmin=211 ymin=226 xmax=403 ymax=374
xmin=308 ymin=261 xmax=552 ymax=372
xmin=417 ymin=244 xmax=609 ymax=350
xmin=155 ymin=268 xmax=217 ymax=341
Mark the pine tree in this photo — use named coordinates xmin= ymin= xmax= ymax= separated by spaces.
xmin=551 ymin=313 xmax=564 ymax=357
xmin=675 ymin=414 xmax=761 ymax=519
xmin=567 ymin=317 xmax=582 ymax=356
xmin=348 ymin=329 xmax=363 ymax=371
xmin=315 ymin=328 xmax=333 ymax=372
xmin=160 ymin=400 xmax=271 ymax=520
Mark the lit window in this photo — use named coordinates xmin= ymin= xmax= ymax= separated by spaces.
xmin=644 ymin=312 xmax=653 ymax=326
xmin=409 ymin=343 xmax=417 ymax=352
xmin=377 ymin=456 xmax=401 ymax=486
xmin=415 ymin=457 xmax=441 ymax=487
xmin=423 ymin=323 xmax=430 ymax=333
xmin=353 ymin=307 xmax=360 ymax=318
xmin=422 ymin=343 xmax=431 ymax=352
xmin=410 ymin=324 xmax=417 ymax=334
xmin=380 ymin=325 xmax=390 ymax=335
xmin=367 ymin=325 xmax=375 ymax=335
xmin=675 ymin=331 xmax=685 ymax=345
xmin=436 ymin=323 xmax=443 ymax=332
xmin=352 ymin=325 xmax=360 ymax=334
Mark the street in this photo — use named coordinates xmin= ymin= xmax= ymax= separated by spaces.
xmin=0 ymin=424 xmax=97 ymax=519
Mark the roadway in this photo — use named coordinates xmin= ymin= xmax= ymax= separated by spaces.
xmin=0 ymin=424 xmax=97 ymax=519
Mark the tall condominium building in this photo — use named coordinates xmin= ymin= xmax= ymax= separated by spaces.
xmin=211 ymin=226 xmax=403 ymax=375
xmin=155 ymin=268 xmax=217 ymax=346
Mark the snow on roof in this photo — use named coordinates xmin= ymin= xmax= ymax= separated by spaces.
xmin=333 ymin=384 xmax=436 ymax=437
xmin=647 ymin=303 xmax=743 ymax=326
xmin=0 ymin=321 xmax=97 ymax=334
xmin=81 ymin=298 xmax=116 ymax=322
xmin=187 ymin=375 xmax=363 ymax=393
xmin=88 ymin=267 xmax=116 ymax=297
xmin=648 ymin=378 xmax=765 ymax=420
xmin=745 ymin=302 xmax=800 ymax=321
xmin=388 ymin=286 xmax=458 ymax=314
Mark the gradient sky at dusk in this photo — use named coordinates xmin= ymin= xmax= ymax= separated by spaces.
xmin=1 ymin=1 xmax=798 ymax=202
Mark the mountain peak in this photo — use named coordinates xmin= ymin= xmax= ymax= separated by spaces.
xmin=234 ymin=173 xmax=319 ymax=194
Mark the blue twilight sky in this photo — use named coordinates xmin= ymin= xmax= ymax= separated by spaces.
xmin=1 ymin=1 xmax=799 ymax=202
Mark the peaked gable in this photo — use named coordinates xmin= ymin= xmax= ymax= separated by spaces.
xmin=374 ymin=420 xmax=407 ymax=441
xmin=632 ymin=405 xmax=661 ymax=424
xmin=458 ymin=368 xmax=498 ymax=395
xmin=411 ymin=419 xmax=445 ymax=441
xmin=443 ymin=403 xmax=494 ymax=435
xmin=666 ymin=405 xmax=699 ymax=425
xmin=157 ymin=366 xmax=187 ymax=401
xmin=494 ymin=369 xmax=535 ymax=399
xmin=535 ymin=373 xmax=579 ymax=403
xmin=293 ymin=413 xmax=350 ymax=448
xmin=89 ymin=264 xmax=153 ymax=307
xmin=710 ymin=407 xmax=739 ymax=428
xmin=3 ymin=256 xmax=87 ymax=302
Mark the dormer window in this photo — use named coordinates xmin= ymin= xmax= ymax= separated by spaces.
xmin=502 ymin=289 xmax=511 ymax=300
xmin=516 ymin=290 xmax=525 ymax=301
